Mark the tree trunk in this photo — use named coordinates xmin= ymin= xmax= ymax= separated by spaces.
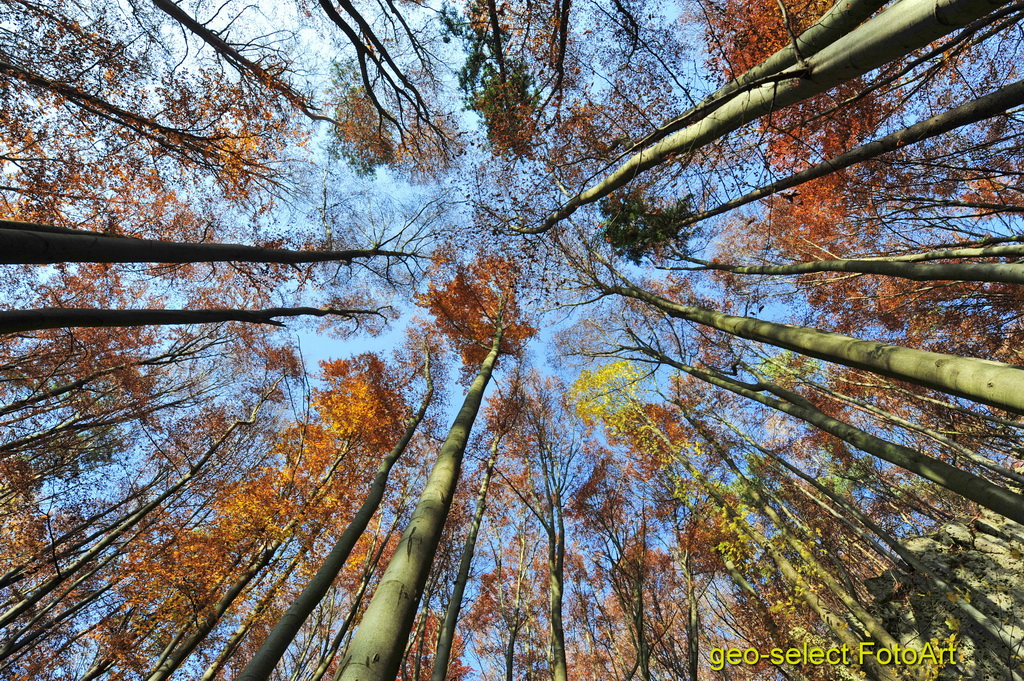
xmin=333 ymin=331 xmax=502 ymax=681
xmin=612 ymin=283 xmax=1024 ymax=415
xmin=0 ymin=408 xmax=262 ymax=630
xmin=633 ymin=0 xmax=890 ymax=150
xmin=678 ymin=78 xmax=1024 ymax=229
xmin=430 ymin=437 xmax=499 ymax=681
xmin=683 ymin=551 xmax=699 ymax=681
xmin=235 ymin=357 xmax=434 ymax=681
xmin=0 ymin=222 xmax=411 ymax=265
xmin=642 ymin=345 xmax=1024 ymax=524
xmin=0 ymin=307 xmax=374 ymax=335
xmin=525 ymin=0 xmax=1013 ymax=232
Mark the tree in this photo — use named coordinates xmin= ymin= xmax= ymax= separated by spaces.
xmin=6 ymin=0 xmax=1024 ymax=679
xmin=330 ymin=254 xmax=533 ymax=681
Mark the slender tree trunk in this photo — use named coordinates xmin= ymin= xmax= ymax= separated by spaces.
xmin=678 ymin=78 xmax=1024 ymax=229
xmin=679 ymin=358 xmax=1024 ymax=524
xmin=632 ymin=570 xmax=652 ymax=681
xmin=430 ymin=437 xmax=500 ymax=681
xmin=717 ymin=449 xmax=906 ymax=655
xmin=146 ymin=434 xmax=378 ymax=681
xmin=503 ymin=536 xmax=530 ymax=681
xmin=525 ymin=0 xmax=1013 ymax=232
xmin=751 ymin=357 xmax=1024 ymax=487
xmin=407 ymin=572 xmax=437 ymax=681
xmin=0 ymin=307 xmax=373 ymax=334
xmin=0 ymin=407 xmax=262 ymax=630
xmin=633 ymin=0 xmax=889 ymax=150
xmin=333 ymin=332 xmax=502 ymax=681
xmin=770 ymin=452 xmax=1024 ymax=654
xmin=307 ymin=519 xmax=396 ymax=681
xmin=199 ymin=545 xmax=313 ymax=681
xmin=691 ymin=255 xmax=1024 ymax=285
xmin=547 ymin=529 xmax=569 ymax=681
xmin=610 ymin=282 xmax=1024 ymax=414
xmin=0 ymin=222 xmax=411 ymax=265
xmin=702 ymin=477 xmax=897 ymax=681
xmin=78 ymin=658 xmax=115 ymax=681
xmin=147 ymin=470 xmax=346 ymax=679
xmin=645 ymin=408 xmax=897 ymax=679
xmin=716 ymin=554 xmax=812 ymax=681
xmin=683 ymin=551 xmax=699 ymax=681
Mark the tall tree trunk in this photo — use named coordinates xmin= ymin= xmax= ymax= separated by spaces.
xmin=547 ymin=528 xmax=569 ymax=681
xmin=769 ymin=451 xmax=1024 ymax=653
xmin=633 ymin=0 xmax=890 ymax=150
xmin=306 ymin=519 xmax=396 ymax=681
xmin=333 ymin=331 xmax=502 ymax=681
xmin=0 ymin=406 xmax=264 ymax=630
xmin=610 ymin=282 xmax=1024 ymax=415
xmin=198 ymin=545 xmax=313 ymax=681
xmin=644 ymin=407 xmax=897 ymax=680
xmin=0 ymin=307 xmax=374 ymax=335
xmin=683 ymin=551 xmax=699 ymax=681
xmin=700 ymin=474 xmax=897 ymax=681
xmin=678 ymin=78 xmax=1024 ymax=229
xmin=236 ymin=356 xmax=434 ymax=681
xmin=0 ymin=222 xmax=411 ymax=265
xmin=690 ymin=254 xmax=1024 ymax=285
xmin=683 ymin=358 xmax=1024 ymax=525
xmin=524 ymin=0 xmax=1014 ymax=232
xmin=430 ymin=437 xmax=500 ymax=681
xmin=715 ymin=447 xmax=906 ymax=656
xmin=144 ymin=443 xmax=358 ymax=681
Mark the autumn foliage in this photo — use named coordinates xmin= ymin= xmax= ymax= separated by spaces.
xmin=4 ymin=0 xmax=1024 ymax=680
xmin=417 ymin=253 xmax=536 ymax=367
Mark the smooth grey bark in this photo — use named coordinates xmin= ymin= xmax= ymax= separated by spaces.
xmin=547 ymin=533 xmax=569 ymax=681
xmin=765 ymin=361 xmax=1024 ymax=487
xmin=0 ymin=307 xmax=372 ymax=334
xmin=686 ymin=254 xmax=1024 ymax=284
xmin=306 ymin=521 xmax=396 ymax=681
xmin=647 ymin=347 xmax=1024 ymax=525
xmin=523 ymin=0 xmax=1013 ymax=233
xmin=235 ymin=357 xmax=434 ymax=681
xmin=335 ymin=332 xmax=502 ymax=681
xmin=429 ymin=438 xmax=499 ymax=681
xmin=635 ymin=0 xmax=890 ymax=149
xmin=677 ymin=78 xmax=1024 ymax=229
xmin=610 ymin=283 xmax=1024 ymax=415
xmin=408 ymin=569 xmax=441 ymax=681
xmin=0 ymin=222 xmax=412 ymax=265
xmin=517 ymin=393 xmax=572 ymax=681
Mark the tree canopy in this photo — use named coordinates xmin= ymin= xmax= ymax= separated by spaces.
xmin=3 ymin=0 xmax=1024 ymax=679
